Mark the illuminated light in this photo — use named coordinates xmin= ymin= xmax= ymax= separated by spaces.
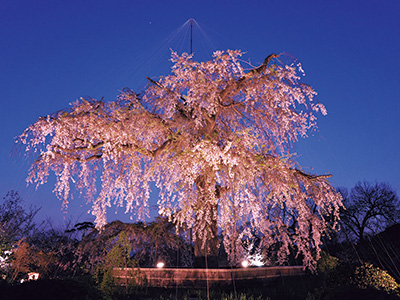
xmin=28 ymin=272 xmax=40 ymax=281
xmin=156 ymin=261 xmax=165 ymax=268
xmin=251 ymin=259 xmax=264 ymax=267
xmin=247 ymin=253 xmax=264 ymax=267
xmin=241 ymin=260 xmax=249 ymax=268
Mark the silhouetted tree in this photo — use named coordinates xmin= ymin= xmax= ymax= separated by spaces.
xmin=339 ymin=181 xmax=399 ymax=243
xmin=0 ymin=191 xmax=39 ymax=256
xmin=28 ymin=221 xmax=82 ymax=277
xmin=79 ymin=217 xmax=191 ymax=271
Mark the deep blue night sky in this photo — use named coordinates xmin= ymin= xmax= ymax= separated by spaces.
xmin=1 ymin=0 xmax=399 ymax=225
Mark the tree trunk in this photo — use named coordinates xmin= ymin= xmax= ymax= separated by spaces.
xmin=193 ymin=175 xmax=220 ymax=268
xmin=193 ymin=203 xmax=219 ymax=268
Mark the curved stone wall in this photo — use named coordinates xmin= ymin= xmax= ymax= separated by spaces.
xmin=113 ymin=266 xmax=305 ymax=288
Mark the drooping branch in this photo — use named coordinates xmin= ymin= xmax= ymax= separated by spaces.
xmin=294 ymin=169 xmax=332 ymax=181
xmin=146 ymin=76 xmax=192 ymax=120
xmin=218 ymin=53 xmax=279 ymax=106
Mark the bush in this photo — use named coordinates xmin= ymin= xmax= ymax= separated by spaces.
xmin=352 ymin=263 xmax=400 ymax=295
xmin=0 ymin=278 xmax=103 ymax=300
xmin=317 ymin=251 xmax=339 ymax=274
xmin=307 ymin=259 xmax=400 ymax=300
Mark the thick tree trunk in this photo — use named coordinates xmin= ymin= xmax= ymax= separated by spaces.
xmin=193 ymin=203 xmax=219 ymax=268
xmin=193 ymin=175 xmax=220 ymax=268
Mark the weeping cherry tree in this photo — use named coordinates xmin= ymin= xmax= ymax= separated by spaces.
xmin=19 ymin=50 xmax=342 ymax=269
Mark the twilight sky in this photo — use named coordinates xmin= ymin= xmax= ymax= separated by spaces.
xmin=1 ymin=0 xmax=399 ymax=225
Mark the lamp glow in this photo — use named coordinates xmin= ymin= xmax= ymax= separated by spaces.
xmin=241 ymin=260 xmax=249 ymax=268
xmin=156 ymin=261 xmax=165 ymax=268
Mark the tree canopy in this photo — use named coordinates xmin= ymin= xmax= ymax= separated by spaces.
xmin=19 ymin=50 xmax=342 ymax=268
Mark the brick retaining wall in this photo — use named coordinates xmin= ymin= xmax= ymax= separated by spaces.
xmin=113 ymin=266 xmax=305 ymax=288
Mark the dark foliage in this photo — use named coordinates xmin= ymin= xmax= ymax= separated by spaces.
xmin=0 ymin=278 xmax=103 ymax=300
xmin=78 ymin=217 xmax=192 ymax=271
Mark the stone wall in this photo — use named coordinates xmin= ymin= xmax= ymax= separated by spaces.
xmin=113 ymin=266 xmax=305 ymax=288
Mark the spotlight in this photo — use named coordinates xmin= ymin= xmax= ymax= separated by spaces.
xmin=241 ymin=260 xmax=249 ymax=268
xmin=156 ymin=261 xmax=165 ymax=268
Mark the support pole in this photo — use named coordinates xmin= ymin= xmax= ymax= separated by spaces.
xmin=189 ymin=18 xmax=194 ymax=54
